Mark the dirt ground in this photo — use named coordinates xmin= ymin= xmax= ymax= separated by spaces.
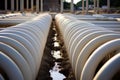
xmin=36 ymin=20 xmax=76 ymax=80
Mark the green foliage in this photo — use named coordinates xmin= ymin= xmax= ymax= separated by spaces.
xmin=76 ymin=0 xmax=93 ymax=7
xmin=99 ymin=0 xmax=120 ymax=7
xmin=111 ymin=0 xmax=120 ymax=8
xmin=76 ymin=0 xmax=120 ymax=8
xmin=76 ymin=0 xmax=82 ymax=7
xmin=64 ymin=1 xmax=71 ymax=9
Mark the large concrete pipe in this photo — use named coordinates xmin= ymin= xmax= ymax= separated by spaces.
xmin=72 ymin=30 xmax=113 ymax=67
xmin=93 ymin=53 xmax=120 ymax=80
xmin=0 ymin=42 xmax=33 ymax=80
xmin=0 ymin=29 xmax=40 ymax=71
xmin=62 ymin=22 xmax=115 ymax=74
xmin=67 ymin=28 xmax=110 ymax=51
xmin=0 ymin=36 xmax=36 ymax=78
xmin=67 ymin=29 xmax=115 ymax=79
xmin=81 ymin=39 xmax=120 ymax=80
xmin=0 ymin=13 xmax=52 ymax=80
xmin=0 ymin=31 xmax=38 ymax=69
xmin=0 ymin=74 xmax=4 ymax=80
xmin=55 ymin=14 xmax=120 ymax=80
xmin=69 ymin=29 xmax=106 ymax=56
xmin=0 ymin=51 xmax=24 ymax=80
xmin=6 ymin=28 xmax=42 ymax=51
xmin=75 ymin=33 xmax=120 ymax=80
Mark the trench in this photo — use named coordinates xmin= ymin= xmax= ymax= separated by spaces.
xmin=36 ymin=19 xmax=76 ymax=80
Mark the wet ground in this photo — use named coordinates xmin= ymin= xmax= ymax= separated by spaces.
xmin=36 ymin=20 xmax=76 ymax=80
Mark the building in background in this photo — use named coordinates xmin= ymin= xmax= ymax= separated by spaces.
xmin=0 ymin=0 xmax=61 ymax=12
xmin=44 ymin=0 xmax=60 ymax=12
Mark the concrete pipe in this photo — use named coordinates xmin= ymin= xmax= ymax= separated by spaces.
xmin=67 ymin=27 xmax=89 ymax=54
xmin=55 ymin=14 xmax=120 ymax=80
xmin=20 ymin=23 xmax=46 ymax=46
xmin=64 ymin=21 xmax=83 ymax=36
xmin=67 ymin=26 xmax=106 ymax=47
xmin=106 ymin=28 xmax=120 ymax=32
xmin=66 ymin=26 xmax=97 ymax=46
xmin=0 ymin=32 xmax=38 ymax=71
xmin=65 ymin=26 xmax=98 ymax=45
xmin=2 ymin=28 xmax=40 ymax=50
xmin=6 ymin=28 xmax=42 ymax=50
xmin=35 ymin=21 xmax=51 ymax=34
xmin=81 ymin=39 xmax=120 ymax=80
xmin=4 ymin=29 xmax=48 ymax=70
xmin=0 ymin=13 xmax=52 ymax=79
xmin=93 ymin=53 xmax=120 ymax=80
xmin=0 ymin=42 xmax=33 ymax=80
xmin=24 ymin=20 xmax=50 ymax=35
xmin=0 ymin=30 xmax=38 ymax=67
xmin=0 ymin=32 xmax=39 ymax=74
xmin=68 ymin=28 xmax=111 ymax=52
xmin=75 ymin=33 xmax=120 ymax=80
xmin=72 ymin=30 xmax=114 ymax=72
xmin=66 ymin=27 xmax=90 ymax=56
xmin=60 ymin=19 xmax=73 ymax=33
xmin=65 ymin=25 xmax=83 ymax=40
xmin=8 ymin=27 xmax=43 ymax=51
xmin=69 ymin=28 xmax=106 ymax=59
xmin=0 ymin=36 xmax=36 ymax=79
xmin=0 ymin=74 xmax=4 ymax=80
xmin=0 ymin=51 xmax=24 ymax=80
xmin=70 ymin=29 xmax=107 ymax=64
xmin=64 ymin=22 xmax=95 ymax=37
xmin=23 ymin=22 xmax=46 ymax=34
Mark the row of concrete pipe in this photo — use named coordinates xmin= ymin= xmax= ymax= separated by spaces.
xmin=55 ymin=14 xmax=120 ymax=80
xmin=0 ymin=13 xmax=52 ymax=80
xmin=0 ymin=13 xmax=21 ymax=19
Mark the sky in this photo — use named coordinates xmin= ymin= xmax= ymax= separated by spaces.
xmin=65 ymin=0 xmax=81 ymax=4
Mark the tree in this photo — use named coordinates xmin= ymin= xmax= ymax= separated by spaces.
xmin=76 ymin=0 xmax=93 ymax=8
xmin=110 ymin=0 xmax=120 ymax=8
xmin=99 ymin=0 xmax=120 ymax=8
xmin=64 ymin=1 xmax=70 ymax=9
xmin=76 ymin=0 xmax=120 ymax=9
